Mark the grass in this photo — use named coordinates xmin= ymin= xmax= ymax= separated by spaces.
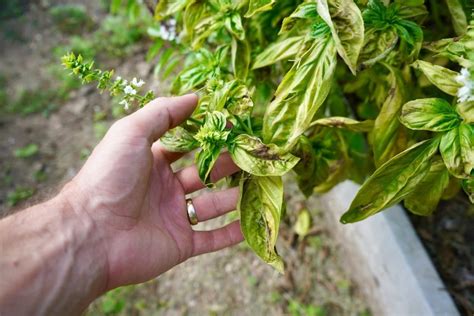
xmin=49 ymin=4 xmax=94 ymax=34
xmin=7 ymin=187 xmax=35 ymax=207
xmin=14 ymin=144 xmax=39 ymax=158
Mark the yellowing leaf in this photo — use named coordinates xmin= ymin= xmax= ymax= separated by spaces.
xmin=252 ymin=36 xmax=304 ymax=69
xmin=294 ymin=209 xmax=312 ymax=238
xmin=358 ymin=28 xmax=398 ymax=68
xmin=245 ymin=0 xmax=275 ymax=18
xmin=239 ymin=176 xmax=284 ymax=272
xmin=310 ymin=117 xmax=374 ymax=132
xmin=440 ymin=123 xmax=474 ymax=179
xmin=280 ymin=3 xmax=318 ymax=33
xmin=341 ymin=138 xmax=440 ymax=223
xmin=446 ymin=0 xmax=468 ymax=36
xmin=262 ymin=27 xmax=337 ymax=150
xmin=231 ymin=38 xmax=251 ymax=80
xmin=155 ymin=0 xmax=190 ymax=20
xmin=317 ymin=0 xmax=365 ymax=74
xmin=229 ymin=134 xmax=299 ymax=177
xmin=404 ymin=157 xmax=450 ymax=216
xmin=412 ymin=60 xmax=462 ymax=96
xmin=400 ymin=98 xmax=461 ymax=132
xmin=160 ymin=126 xmax=198 ymax=152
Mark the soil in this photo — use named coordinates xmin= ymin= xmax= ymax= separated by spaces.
xmin=0 ymin=2 xmax=369 ymax=315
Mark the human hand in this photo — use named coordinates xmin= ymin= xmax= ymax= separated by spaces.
xmin=63 ymin=94 xmax=243 ymax=290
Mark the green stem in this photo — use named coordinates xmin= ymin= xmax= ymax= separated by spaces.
xmin=235 ymin=115 xmax=252 ymax=135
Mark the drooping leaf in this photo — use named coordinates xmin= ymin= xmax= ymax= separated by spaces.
xmin=341 ymin=137 xmax=441 ymax=223
xmin=231 ymin=38 xmax=251 ymax=80
xmin=358 ymin=27 xmax=398 ymax=68
xmin=310 ymin=117 xmax=374 ymax=132
xmin=224 ymin=12 xmax=245 ymax=40
xmin=412 ymin=60 xmax=462 ymax=96
xmin=317 ymin=0 xmax=365 ymax=74
xmin=462 ymin=177 xmax=474 ymax=203
xmin=155 ymin=0 xmax=190 ymax=20
xmin=280 ymin=3 xmax=318 ymax=33
xmin=292 ymin=136 xmax=317 ymax=197
xmin=239 ymin=175 xmax=284 ymax=272
xmin=440 ymin=123 xmax=474 ymax=179
xmin=445 ymin=0 xmax=468 ymax=36
xmin=195 ymin=147 xmax=221 ymax=187
xmin=204 ymin=80 xmax=254 ymax=117
xmin=229 ymin=134 xmax=299 ymax=177
xmin=252 ymin=36 xmax=305 ymax=69
xmin=245 ymin=0 xmax=276 ymax=18
xmin=262 ymin=24 xmax=337 ymax=149
xmin=160 ymin=126 xmax=199 ymax=152
xmin=372 ymin=66 xmax=407 ymax=166
xmin=404 ymin=157 xmax=450 ymax=216
xmin=399 ymin=98 xmax=461 ymax=132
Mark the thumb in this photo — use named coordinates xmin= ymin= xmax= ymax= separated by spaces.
xmin=125 ymin=94 xmax=198 ymax=142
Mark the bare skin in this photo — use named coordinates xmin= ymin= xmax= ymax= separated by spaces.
xmin=0 ymin=94 xmax=244 ymax=315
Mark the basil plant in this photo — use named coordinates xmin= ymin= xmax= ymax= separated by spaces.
xmin=72 ymin=0 xmax=474 ymax=271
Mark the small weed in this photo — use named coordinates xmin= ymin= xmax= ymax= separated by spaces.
xmin=7 ymin=187 xmax=35 ymax=207
xmin=8 ymin=89 xmax=57 ymax=116
xmin=34 ymin=169 xmax=47 ymax=183
xmin=288 ymin=299 xmax=326 ymax=316
xmin=80 ymin=148 xmax=92 ymax=160
xmin=14 ymin=144 xmax=39 ymax=158
xmin=94 ymin=122 xmax=109 ymax=140
xmin=53 ymin=36 xmax=97 ymax=61
xmin=49 ymin=4 xmax=93 ymax=34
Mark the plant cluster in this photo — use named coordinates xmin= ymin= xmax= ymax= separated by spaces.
xmin=65 ymin=0 xmax=473 ymax=271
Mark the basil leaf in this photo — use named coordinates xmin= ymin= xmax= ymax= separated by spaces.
xmin=292 ymin=136 xmax=317 ymax=197
xmin=224 ymin=12 xmax=245 ymax=40
xmin=195 ymin=148 xmax=221 ymax=187
xmin=229 ymin=134 xmax=299 ymax=177
xmin=317 ymin=0 xmax=365 ymax=74
xmin=310 ymin=117 xmax=374 ymax=132
xmin=412 ymin=60 xmax=462 ymax=96
xmin=358 ymin=28 xmax=398 ymax=68
xmin=183 ymin=1 xmax=209 ymax=39
xmin=404 ymin=157 xmax=450 ymax=216
xmin=446 ymin=0 xmax=468 ymax=36
xmin=231 ymin=38 xmax=250 ymax=80
xmin=205 ymin=80 xmax=254 ymax=117
xmin=280 ymin=3 xmax=318 ymax=34
xmin=245 ymin=0 xmax=275 ymax=18
xmin=341 ymin=138 xmax=441 ymax=223
xmin=462 ymin=178 xmax=474 ymax=204
xmin=440 ymin=123 xmax=474 ymax=179
xmin=160 ymin=126 xmax=199 ymax=152
xmin=457 ymin=101 xmax=474 ymax=123
xmin=155 ymin=0 xmax=190 ymax=20
xmin=400 ymin=98 xmax=461 ymax=132
xmin=239 ymin=175 xmax=284 ymax=272
xmin=372 ymin=66 xmax=407 ymax=166
xmin=262 ymin=26 xmax=337 ymax=149
xmin=252 ymin=36 xmax=305 ymax=69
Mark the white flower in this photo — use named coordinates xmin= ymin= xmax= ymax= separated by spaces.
xmin=116 ymin=76 xmax=122 ymax=81
xmin=455 ymin=68 xmax=474 ymax=103
xmin=120 ymin=99 xmax=130 ymax=110
xmin=131 ymin=77 xmax=145 ymax=88
xmin=124 ymin=85 xmax=137 ymax=95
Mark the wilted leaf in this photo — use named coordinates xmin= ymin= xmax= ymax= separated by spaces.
xmin=399 ymin=98 xmax=461 ymax=132
xmin=245 ymin=0 xmax=275 ymax=18
xmin=229 ymin=134 xmax=299 ymax=177
xmin=462 ymin=177 xmax=474 ymax=203
xmin=155 ymin=0 xmax=190 ymax=20
xmin=358 ymin=28 xmax=398 ymax=68
xmin=412 ymin=60 xmax=462 ymax=96
xmin=231 ymin=38 xmax=250 ymax=80
xmin=195 ymin=148 xmax=221 ymax=187
xmin=341 ymin=138 xmax=440 ymax=223
xmin=239 ymin=175 xmax=284 ymax=272
xmin=311 ymin=117 xmax=374 ymax=132
xmin=160 ymin=126 xmax=198 ymax=152
xmin=372 ymin=66 xmax=407 ymax=166
xmin=263 ymin=25 xmax=337 ymax=149
xmin=280 ymin=3 xmax=318 ymax=33
xmin=252 ymin=36 xmax=304 ymax=69
xmin=440 ymin=123 xmax=474 ymax=179
xmin=317 ymin=0 xmax=364 ymax=74
xmin=445 ymin=0 xmax=468 ymax=36
xmin=404 ymin=157 xmax=450 ymax=216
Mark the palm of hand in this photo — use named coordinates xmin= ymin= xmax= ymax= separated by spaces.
xmin=67 ymin=95 xmax=242 ymax=290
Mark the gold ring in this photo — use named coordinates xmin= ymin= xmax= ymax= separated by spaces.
xmin=186 ymin=198 xmax=198 ymax=226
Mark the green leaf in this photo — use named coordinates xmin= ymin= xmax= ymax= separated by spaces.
xmin=160 ymin=126 xmax=199 ymax=152
xmin=231 ymin=38 xmax=250 ymax=80
xmin=310 ymin=117 xmax=374 ymax=132
xmin=399 ymin=98 xmax=461 ymax=132
xmin=461 ymin=177 xmax=474 ymax=203
xmin=155 ymin=0 xmax=190 ymax=20
xmin=239 ymin=175 xmax=284 ymax=272
xmin=372 ymin=66 xmax=407 ymax=166
xmin=262 ymin=27 xmax=337 ymax=149
xmin=279 ymin=3 xmax=318 ymax=34
xmin=445 ymin=0 xmax=468 ymax=36
xmin=404 ymin=157 xmax=450 ymax=216
xmin=316 ymin=0 xmax=365 ymax=74
xmin=245 ymin=0 xmax=276 ymax=18
xmin=252 ymin=36 xmax=305 ymax=69
xmin=440 ymin=123 xmax=474 ymax=179
xmin=229 ymin=134 xmax=299 ymax=177
xmin=225 ymin=12 xmax=245 ymax=40
xmin=341 ymin=138 xmax=441 ymax=223
xmin=14 ymin=144 xmax=39 ymax=158
xmin=195 ymin=147 xmax=221 ymax=187
xmin=412 ymin=60 xmax=462 ymax=96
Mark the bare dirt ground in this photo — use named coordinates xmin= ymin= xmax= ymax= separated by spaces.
xmin=0 ymin=1 xmax=370 ymax=315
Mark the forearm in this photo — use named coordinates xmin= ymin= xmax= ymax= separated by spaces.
xmin=0 ymin=191 xmax=108 ymax=315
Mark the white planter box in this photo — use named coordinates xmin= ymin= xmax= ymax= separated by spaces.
xmin=312 ymin=181 xmax=459 ymax=316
